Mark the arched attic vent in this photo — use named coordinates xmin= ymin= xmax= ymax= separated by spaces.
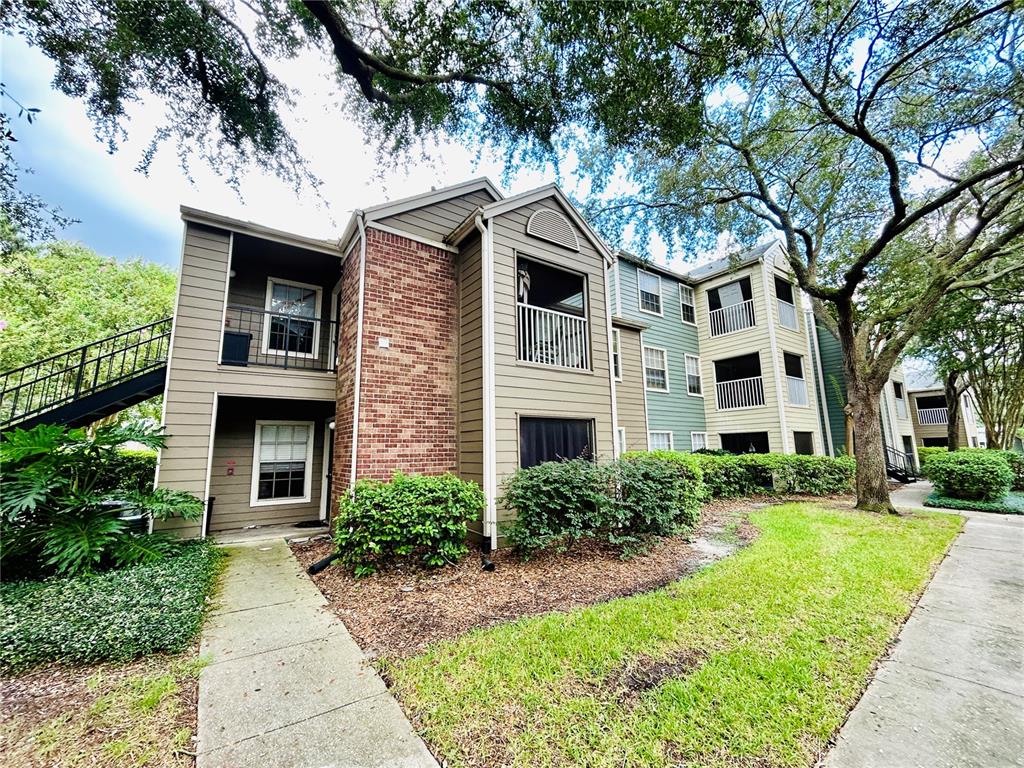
xmin=526 ymin=208 xmax=579 ymax=251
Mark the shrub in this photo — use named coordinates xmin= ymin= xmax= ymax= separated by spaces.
xmin=923 ymin=451 xmax=1013 ymax=501
xmin=334 ymin=472 xmax=484 ymax=576
xmin=0 ymin=424 xmax=203 ymax=579
xmin=923 ymin=491 xmax=1024 ymax=515
xmin=0 ymin=540 xmax=222 ymax=673
xmin=100 ymin=449 xmax=159 ymax=494
xmin=916 ymin=446 xmax=949 ymax=471
xmin=691 ymin=453 xmax=759 ymax=498
xmin=759 ymin=454 xmax=857 ymax=495
xmin=611 ymin=452 xmax=704 ymax=549
xmin=987 ymin=450 xmax=1024 ymax=491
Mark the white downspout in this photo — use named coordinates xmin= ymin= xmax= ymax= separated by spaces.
xmin=475 ymin=214 xmax=498 ymax=550
xmin=762 ymin=257 xmax=790 ymax=453
xmin=808 ymin=310 xmax=835 ymax=456
xmin=605 ymin=265 xmax=620 ymax=458
xmin=349 ymin=213 xmax=368 ymax=492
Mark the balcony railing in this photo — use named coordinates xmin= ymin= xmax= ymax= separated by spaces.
xmin=787 ymin=375 xmax=808 ymax=406
xmin=709 ymin=299 xmax=756 ymax=336
xmin=777 ymin=299 xmax=798 ymax=330
xmin=517 ymin=303 xmax=589 ymax=371
xmin=715 ymin=375 xmax=765 ymax=410
xmin=917 ymin=407 xmax=948 ymax=425
xmin=896 ymin=399 xmax=908 ymax=419
xmin=221 ymin=305 xmax=338 ymax=372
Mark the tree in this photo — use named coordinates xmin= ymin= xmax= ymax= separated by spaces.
xmin=915 ymin=259 xmax=1024 ymax=450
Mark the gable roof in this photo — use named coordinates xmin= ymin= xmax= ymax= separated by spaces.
xmin=616 ymin=250 xmax=692 ymax=284
xmin=179 ymin=206 xmax=342 ymax=256
xmin=685 ymin=240 xmax=783 ymax=283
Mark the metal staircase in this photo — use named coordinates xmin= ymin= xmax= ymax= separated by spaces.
xmin=884 ymin=444 xmax=918 ymax=483
xmin=0 ymin=318 xmax=172 ymax=431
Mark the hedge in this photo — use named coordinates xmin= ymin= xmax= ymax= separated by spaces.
xmin=675 ymin=452 xmax=856 ymax=498
xmin=0 ymin=540 xmax=222 ymax=673
xmin=923 ymin=491 xmax=1024 ymax=515
xmin=93 ymin=448 xmax=159 ymax=495
xmin=923 ymin=450 xmax=1014 ymax=502
xmin=334 ymin=472 xmax=484 ymax=576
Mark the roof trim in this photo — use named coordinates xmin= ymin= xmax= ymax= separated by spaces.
xmin=616 ymin=250 xmax=692 ymax=284
xmin=180 ymin=206 xmax=342 ymax=256
xmin=480 ymin=184 xmax=614 ymax=263
xmin=611 ymin=316 xmax=648 ymax=331
xmin=684 ymin=240 xmax=784 ymax=283
xmin=362 ymin=177 xmax=503 ymax=222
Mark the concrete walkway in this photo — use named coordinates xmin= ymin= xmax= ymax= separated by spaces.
xmin=196 ymin=540 xmax=438 ymax=768
xmin=825 ymin=482 xmax=1024 ymax=768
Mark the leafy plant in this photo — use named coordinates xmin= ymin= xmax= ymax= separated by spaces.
xmin=0 ymin=423 xmax=202 ymax=578
xmin=0 ymin=540 xmax=222 ymax=673
xmin=334 ymin=472 xmax=484 ymax=576
xmin=923 ymin=451 xmax=1014 ymax=502
xmin=924 ymin=491 xmax=1024 ymax=515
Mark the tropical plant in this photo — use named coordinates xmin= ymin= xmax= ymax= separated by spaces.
xmin=0 ymin=423 xmax=202 ymax=578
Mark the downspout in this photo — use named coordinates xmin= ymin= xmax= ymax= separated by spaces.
xmin=474 ymin=214 xmax=498 ymax=552
xmin=762 ymin=257 xmax=790 ymax=453
xmin=808 ymin=310 xmax=835 ymax=456
xmin=605 ymin=265 xmax=620 ymax=457
xmin=349 ymin=212 xmax=368 ymax=492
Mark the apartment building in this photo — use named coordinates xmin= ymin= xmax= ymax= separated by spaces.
xmin=909 ymin=386 xmax=982 ymax=448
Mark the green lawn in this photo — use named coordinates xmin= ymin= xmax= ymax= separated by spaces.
xmin=386 ymin=503 xmax=961 ymax=768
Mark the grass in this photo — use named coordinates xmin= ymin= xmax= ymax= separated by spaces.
xmin=385 ymin=503 xmax=961 ymax=768
xmin=1 ymin=653 xmax=208 ymax=768
xmin=924 ymin=490 xmax=1024 ymax=515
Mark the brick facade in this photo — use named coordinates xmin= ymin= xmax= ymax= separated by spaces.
xmin=331 ymin=227 xmax=459 ymax=509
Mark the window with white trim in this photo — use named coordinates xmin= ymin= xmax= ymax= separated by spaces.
xmin=253 ymin=421 xmax=313 ymax=504
xmin=264 ymin=278 xmax=322 ymax=358
xmin=638 ymin=269 xmax=663 ymax=315
xmin=685 ymin=354 xmax=703 ymax=396
xmin=649 ymin=431 xmax=673 ymax=451
xmin=616 ymin=427 xmax=627 ymax=455
xmin=611 ymin=329 xmax=622 ymax=380
xmin=691 ymin=432 xmax=708 ymax=451
xmin=643 ymin=346 xmax=669 ymax=391
xmin=679 ymin=285 xmax=696 ymax=325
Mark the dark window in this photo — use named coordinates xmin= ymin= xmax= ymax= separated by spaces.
xmin=794 ymin=431 xmax=814 ymax=455
xmin=774 ymin=276 xmax=795 ymax=304
xmin=707 ymin=276 xmax=753 ymax=311
xmin=916 ymin=394 xmax=947 ymax=409
xmin=784 ymin=352 xmax=804 ymax=379
xmin=519 ymin=417 xmax=593 ymax=468
xmin=923 ymin=437 xmax=948 ymax=447
xmin=902 ymin=436 xmax=914 ymax=455
xmin=720 ymin=431 xmax=770 ymax=454
xmin=517 ymin=257 xmax=586 ymax=316
xmin=714 ymin=352 xmax=761 ymax=383
xmin=679 ymin=285 xmax=696 ymax=324
xmin=893 ymin=381 xmax=904 ymax=399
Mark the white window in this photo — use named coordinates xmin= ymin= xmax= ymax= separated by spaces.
xmin=691 ymin=432 xmax=708 ymax=451
xmin=649 ymin=431 xmax=673 ymax=451
xmin=617 ymin=427 xmax=627 ymax=455
xmin=679 ymin=285 xmax=696 ymax=325
xmin=251 ymin=421 xmax=314 ymax=506
xmin=638 ymin=269 xmax=663 ymax=315
xmin=685 ymin=354 xmax=703 ymax=396
xmin=643 ymin=346 xmax=669 ymax=391
xmin=264 ymin=278 xmax=323 ymax=359
xmin=611 ymin=328 xmax=622 ymax=381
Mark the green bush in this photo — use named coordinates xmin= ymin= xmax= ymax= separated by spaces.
xmin=916 ymin=446 xmax=948 ymax=471
xmin=923 ymin=491 xmax=1024 ymax=515
xmin=691 ymin=453 xmax=759 ymax=498
xmin=678 ymin=452 xmax=856 ymax=498
xmin=334 ymin=472 xmax=484 ymax=576
xmin=100 ymin=449 xmax=158 ymax=494
xmin=923 ymin=451 xmax=1013 ymax=501
xmin=0 ymin=540 xmax=222 ymax=673
xmin=611 ymin=452 xmax=704 ymax=549
xmin=988 ymin=450 xmax=1024 ymax=491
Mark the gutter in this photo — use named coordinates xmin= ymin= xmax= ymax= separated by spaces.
xmin=349 ymin=212 xmax=368 ymax=492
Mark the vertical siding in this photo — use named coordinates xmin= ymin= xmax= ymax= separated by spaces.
xmin=458 ymin=232 xmax=484 ymax=537
xmin=614 ymin=326 xmax=649 ymax=451
xmin=816 ymin=321 xmax=849 ymax=455
xmin=614 ymin=259 xmax=705 ymax=449
xmin=490 ymin=197 xmax=615 ymax=524
xmin=376 ymin=190 xmax=495 ymax=242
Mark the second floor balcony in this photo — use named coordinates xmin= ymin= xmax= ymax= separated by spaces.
xmin=917 ymin=407 xmax=948 ymax=425
xmin=714 ymin=352 xmax=765 ymax=410
xmin=709 ymin=299 xmax=756 ymax=336
xmin=515 ymin=256 xmax=590 ymax=372
xmin=221 ymin=305 xmax=338 ymax=372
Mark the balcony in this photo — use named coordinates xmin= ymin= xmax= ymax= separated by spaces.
xmin=777 ymin=299 xmax=798 ymax=330
xmin=709 ymin=299 xmax=756 ymax=337
xmin=787 ymin=375 xmax=808 ymax=406
xmin=917 ymin=407 xmax=948 ymax=425
xmin=221 ymin=306 xmax=338 ymax=372
xmin=715 ymin=375 xmax=766 ymax=410
xmin=517 ymin=303 xmax=589 ymax=371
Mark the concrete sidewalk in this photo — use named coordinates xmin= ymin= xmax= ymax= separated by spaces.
xmin=825 ymin=482 xmax=1024 ymax=768
xmin=196 ymin=540 xmax=438 ymax=768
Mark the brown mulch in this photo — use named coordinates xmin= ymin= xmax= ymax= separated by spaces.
xmin=292 ymin=499 xmax=775 ymax=659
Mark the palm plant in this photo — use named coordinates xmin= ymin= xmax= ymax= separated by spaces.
xmin=1 ymin=423 xmax=203 ymax=578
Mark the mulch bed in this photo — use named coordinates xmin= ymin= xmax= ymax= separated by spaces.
xmin=291 ymin=499 xmax=769 ymax=659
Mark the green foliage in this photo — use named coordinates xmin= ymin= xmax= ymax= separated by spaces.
xmin=0 ymin=423 xmax=202 ymax=578
xmin=678 ymin=452 xmax=857 ymax=498
xmin=916 ymin=446 xmax=949 ymax=472
xmin=924 ymin=491 xmax=1024 ymax=515
xmin=334 ymin=472 xmax=484 ymax=576
xmin=923 ymin=451 xmax=1014 ymax=502
xmin=990 ymin=450 xmax=1024 ymax=491
xmin=94 ymin=449 xmax=158 ymax=494
xmin=0 ymin=540 xmax=222 ymax=673
xmin=502 ymin=455 xmax=704 ymax=557
xmin=689 ymin=453 xmax=760 ymax=498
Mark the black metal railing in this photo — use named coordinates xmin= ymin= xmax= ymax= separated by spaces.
xmin=221 ymin=305 xmax=338 ymax=372
xmin=1 ymin=318 xmax=172 ymax=429
xmin=884 ymin=445 xmax=918 ymax=480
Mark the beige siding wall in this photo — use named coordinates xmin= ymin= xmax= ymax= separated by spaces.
xmin=156 ymin=222 xmax=337 ymax=536
xmin=376 ymin=189 xmax=495 ymax=242
xmin=457 ymin=232 xmax=485 ymax=536
xmin=614 ymin=326 xmax=649 ymax=451
xmin=207 ymin=398 xmax=332 ymax=532
xmin=910 ymin=389 xmax=970 ymax=445
xmin=490 ymin=198 xmax=614 ymax=523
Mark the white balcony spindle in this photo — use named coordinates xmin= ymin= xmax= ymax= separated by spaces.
xmin=709 ymin=299 xmax=756 ymax=336
xmin=715 ymin=375 xmax=766 ymax=410
xmin=517 ymin=303 xmax=589 ymax=371
xmin=917 ymin=407 xmax=948 ymax=425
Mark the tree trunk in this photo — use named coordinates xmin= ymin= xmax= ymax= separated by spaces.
xmin=944 ymin=372 xmax=961 ymax=451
